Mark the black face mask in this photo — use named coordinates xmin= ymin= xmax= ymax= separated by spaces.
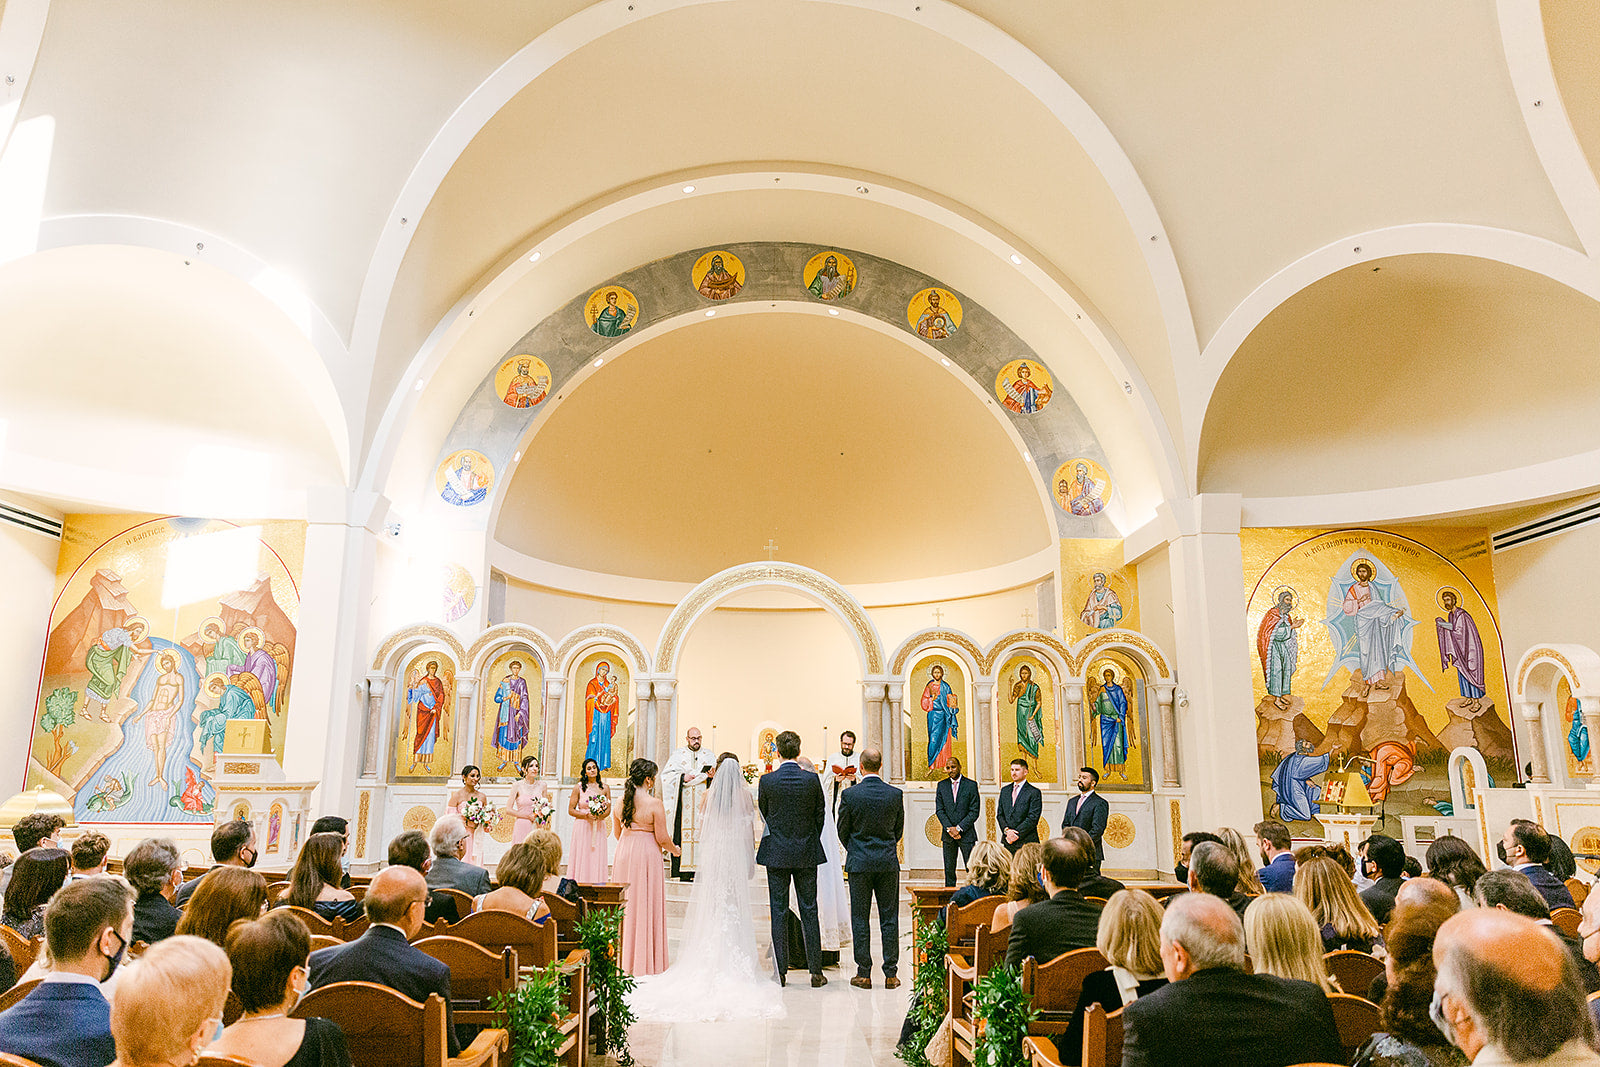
xmin=242 ymin=846 xmax=257 ymax=869
xmin=1497 ymin=841 xmax=1509 ymax=865
xmin=1174 ymin=863 xmax=1189 ymax=884
xmin=103 ymin=929 xmax=127 ymax=981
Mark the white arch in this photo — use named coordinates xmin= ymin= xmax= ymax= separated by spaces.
xmin=556 ymin=624 xmax=651 ymax=677
xmin=0 ymin=0 xmax=50 ymax=157
xmin=654 ymin=561 xmax=886 ymax=678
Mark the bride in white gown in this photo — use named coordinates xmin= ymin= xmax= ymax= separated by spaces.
xmin=628 ymin=755 xmax=786 ymax=1022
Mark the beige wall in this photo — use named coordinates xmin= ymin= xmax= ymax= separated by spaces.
xmin=1495 ymin=520 xmax=1600 ymax=674
xmin=0 ymin=497 xmax=61 ymax=795
xmin=1133 ymin=543 xmax=1175 ymax=661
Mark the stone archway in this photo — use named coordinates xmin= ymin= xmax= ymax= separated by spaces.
xmin=1514 ymin=644 xmax=1600 ymax=787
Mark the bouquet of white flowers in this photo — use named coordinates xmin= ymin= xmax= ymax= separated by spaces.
xmin=741 ymin=763 xmax=758 ymax=785
xmin=586 ymin=792 xmax=610 ymax=818
xmin=461 ymin=794 xmax=500 ymax=833
xmin=531 ymin=793 xmax=556 ymax=824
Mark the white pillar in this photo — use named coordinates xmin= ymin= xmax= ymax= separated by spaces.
xmin=452 ymin=676 xmax=479 ymax=774
xmin=542 ymin=678 xmax=565 ymax=774
xmin=1518 ymin=700 xmax=1551 ymax=784
xmin=887 ymin=682 xmax=905 ymax=781
xmin=362 ymin=675 xmax=389 ymax=779
xmin=862 ymin=681 xmax=885 ymax=751
xmin=651 ymin=678 xmax=674 ymax=765
xmin=1154 ymin=683 xmax=1180 ymax=787
xmin=1164 ymin=494 xmax=1259 ymax=832
xmin=975 ymin=681 xmax=995 ymax=782
xmin=1064 ymin=682 xmax=1084 ymax=781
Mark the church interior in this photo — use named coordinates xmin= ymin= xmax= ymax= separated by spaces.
xmin=3 ymin=2 xmax=1600 ymax=1064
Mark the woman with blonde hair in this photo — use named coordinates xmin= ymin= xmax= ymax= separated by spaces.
xmin=992 ymin=841 xmax=1048 ymax=933
xmin=175 ymin=867 xmax=269 ymax=945
xmin=1295 ymin=854 xmax=1381 ymax=953
xmin=476 ymin=840 xmax=551 ymax=924
xmin=528 ymin=829 xmax=580 ymax=903
xmin=1244 ymin=894 xmax=1339 ymax=993
xmin=110 ymin=935 xmax=231 ymax=1067
xmin=1218 ymin=827 xmax=1266 ymax=896
xmin=1060 ymin=890 xmax=1168 ymax=1065
xmin=948 ymin=840 xmax=1011 ymax=912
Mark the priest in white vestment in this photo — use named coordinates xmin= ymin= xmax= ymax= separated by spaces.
xmin=662 ymin=726 xmax=718 ymax=880
xmin=821 ymin=730 xmax=859 ymax=815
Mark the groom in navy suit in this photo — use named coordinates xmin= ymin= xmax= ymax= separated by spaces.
xmin=837 ymin=746 xmax=904 ymax=988
xmin=757 ymin=730 xmax=828 ymax=987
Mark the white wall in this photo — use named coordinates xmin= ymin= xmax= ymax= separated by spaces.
xmin=1494 ymin=521 xmax=1600 ymax=665
xmin=0 ymin=494 xmax=61 ymax=795
xmin=1134 ymin=542 xmax=1176 ymax=661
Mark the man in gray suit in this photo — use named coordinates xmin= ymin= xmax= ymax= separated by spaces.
xmin=424 ymin=814 xmax=491 ymax=896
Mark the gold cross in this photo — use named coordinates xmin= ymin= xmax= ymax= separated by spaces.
xmin=1021 ymin=608 xmax=1033 ymax=628
xmin=932 ymin=606 xmax=945 ymax=626
xmin=764 ymin=538 xmax=779 ymax=560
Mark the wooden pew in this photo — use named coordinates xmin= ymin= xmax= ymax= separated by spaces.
xmin=949 ymin=923 xmax=1009 ymax=1067
xmin=291 ymin=981 xmax=506 ymax=1067
xmin=1323 ymin=950 xmax=1383 ymax=996
xmin=1021 ymin=948 xmax=1109 ymax=1037
xmin=1080 ymin=1003 xmax=1123 ymax=1067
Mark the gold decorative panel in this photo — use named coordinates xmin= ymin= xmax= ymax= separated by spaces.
xmin=1104 ymin=813 xmax=1136 ymax=851
xmin=403 ymin=805 xmax=437 ymax=833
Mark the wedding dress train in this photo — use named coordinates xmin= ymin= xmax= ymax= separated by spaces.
xmin=628 ymin=756 xmax=786 ymax=1022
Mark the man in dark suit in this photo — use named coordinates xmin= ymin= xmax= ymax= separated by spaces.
xmin=126 ymin=837 xmax=183 ymax=945
xmin=996 ymin=758 xmax=1042 ymax=854
xmin=1358 ymin=833 xmax=1408 ymax=925
xmin=1005 ymin=836 xmax=1104 ymax=968
xmin=425 ymin=814 xmax=493 ymax=897
xmin=1186 ymin=841 xmax=1252 ymax=921
xmin=1062 ymin=766 xmax=1110 ymax=874
xmin=934 ymin=755 xmax=980 ymax=886
xmin=1121 ymin=892 xmax=1342 ymax=1067
xmin=1254 ymin=818 xmax=1297 ymax=893
xmin=308 ymin=865 xmax=460 ymax=1055
xmin=174 ymin=818 xmax=257 ymax=906
xmin=1503 ymin=819 xmax=1578 ymax=911
xmin=757 ymin=729 xmax=828 ymax=987
xmin=1474 ymin=869 xmax=1600 ymax=993
xmin=0 ymin=876 xmax=133 ymax=1067
xmin=388 ymin=830 xmax=462 ymax=924
xmin=837 ymin=746 xmax=904 ymax=989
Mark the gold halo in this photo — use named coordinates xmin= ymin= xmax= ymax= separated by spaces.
xmin=199 ymin=616 xmax=225 ymax=637
xmin=240 ymin=627 xmax=266 ymax=650
xmin=203 ymin=671 xmax=228 ymax=692
xmin=1349 ymin=557 xmax=1376 ymax=580
xmin=1271 ymin=585 xmax=1297 ymax=606
xmin=123 ymin=615 xmax=149 ymax=638
xmin=1436 ymin=585 xmax=1462 ymax=611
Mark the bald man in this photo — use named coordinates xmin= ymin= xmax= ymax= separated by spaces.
xmin=1121 ymin=893 xmax=1341 ymax=1067
xmin=1433 ymin=907 xmax=1600 ymax=1065
xmin=307 ymin=866 xmax=460 ymax=1055
xmin=1395 ymin=875 xmax=1461 ymax=913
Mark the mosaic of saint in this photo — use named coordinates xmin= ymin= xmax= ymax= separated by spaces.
xmin=692 ymin=251 xmax=745 ymax=301
xmin=495 ymin=355 xmax=552 ymax=410
xmin=803 ymin=251 xmax=857 ymax=301
xmin=1052 ymin=458 xmax=1111 ymax=516
xmin=1083 ymin=654 xmax=1149 ymax=790
xmin=906 ymin=653 xmax=968 ymax=782
xmin=585 ymin=286 xmax=639 ymax=337
xmin=996 ymin=359 xmax=1054 ymax=414
xmin=480 ymin=646 xmax=541 ymax=778
xmin=393 ymin=651 xmax=455 ymax=780
xmin=907 ymin=288 xmax=962 ymax=339
xmin=436 ymin=450 xmax=493 ymax=507
xmin=997 ymin=652 xmax=1057 ymax=784
xmin=568 ymin=650 xmax=630 ymax=779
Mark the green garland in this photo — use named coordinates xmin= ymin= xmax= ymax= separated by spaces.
xmin=490 ymin=963 xmax=569 ymax=1067
xmin=899 ymin=918 xmax=949 ymax=1067
xmin=576 ymin=908 xmax=636 ymax=1067
xmin=971 ymin=963 xmax=1036 ymax=1067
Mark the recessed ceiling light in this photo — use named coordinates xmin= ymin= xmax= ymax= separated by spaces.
xmin=514 ymin=451 xmax=522 ymax=462
xmin=940 ymin=358 xmax=951 ymax=367
xmin=705 ymin=309 xmax=716 ymax=317
xmin=592 ymin=357 xmax=604 ymax=368
xmin=1023 ymin=452 xmax=1031 ymax=462
xmin=1010 ymin=253 xmax=1022 ymax=265
xmin=682 ymin=184 xmax=695 ymax=193
xmin=828 ymin=308 xmax=839 ymax=316
xmin=856 ymin=185 xmax=870 ymax=195
xmin=528 ymin=251 xmax=541 ymax=263
xmin=413 ymin=379 xmax=424 ymax=391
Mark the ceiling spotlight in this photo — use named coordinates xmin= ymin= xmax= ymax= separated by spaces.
xmin=514 ymin=451 xmax=522 ymax=462
xmin=1010 ymin=253 xmax=1022 ymax=265
xmin=413 ymin=379 xmax=424 ymax=391
xmin=1023 ymin=452 xmax=1031 ymax=462
xmin=856 ymin=185 xmax=870 ymax=194
xmin=940 ymin=358 xmax=951 ymax=367
xmin=528 ymin=251 xmax=541 ymax=263
xmin=593 ymin=357 xmax=604 ymax=368
xmin=705 ymin=309 xmax=716 ymax=317
xmin=828 ymin=308 xmax=839 ymax=316
xmin=682 ymin=184 xmax=696 ymax=193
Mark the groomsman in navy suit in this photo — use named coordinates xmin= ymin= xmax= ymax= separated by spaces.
xmin=757 ymin=730 xmax=828 ymax=987
xmin=837 ymin=747 xmax=904 ymax=988
xmin=935 ymin=755 xmax=980 ymax=886
xmin=1062 ymin=766 xmax=1111 ymax=874
xmin=996 ymin=758 xmax=1043 ymax=854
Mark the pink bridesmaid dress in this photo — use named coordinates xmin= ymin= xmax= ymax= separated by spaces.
xmin=568 ymin=785 xmax=609 ymax=883
xmin=509 ymin=783 xmax=547 ymax=844
xmin=613 ymin=824 xmax=668 ymax=976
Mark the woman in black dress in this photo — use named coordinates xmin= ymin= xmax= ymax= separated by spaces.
xmin=210 ymin=909 xmax=352 ymax=1067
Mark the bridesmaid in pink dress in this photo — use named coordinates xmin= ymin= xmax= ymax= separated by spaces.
xmin=567 ymin=758 xmax=612 ymax=883
xmin=611 ymin=757 xmax=677 ymax=976
xmin=508 ymin=755 xmax=550 ymax=844
xmin=445 ymin=764 xmax=486 ymax=864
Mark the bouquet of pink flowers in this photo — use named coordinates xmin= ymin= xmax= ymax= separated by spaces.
xmin=741 ymin=763 xmax=758 ymax=785
xmin=586 ymin=792 xmax=610 ymax=818
xmin=460 ymin=794 xmax=500 ymax=833
xmin=531 ymin=793 xmax=556 ymax=824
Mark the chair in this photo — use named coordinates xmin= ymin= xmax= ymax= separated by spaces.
xmin=278 ymin=905 xmax=367 ymax=941
xmin=443 ymin=911 xmax=589 ymax=1067
xmin=291 ymin=980 xmax=506 ymax=1067
xmin=949 ymin=923 xmax=1010 ymax=1067
xmin=1021 ymin=948 xmax=1110 ymax=1036
xmin=310 ymin=934 xmax=343 ymax=952
xmin=1080 ymin=1002 xmax=1124 ymax=1067
xmin=0 ymin=1054 xmax=47 ymax=1067
xmin=541 ymin=891 xmax=584 ymax=956
xmin=1083 ymin=896 xmax=1108 ymax=906
xmin=945 ymin=896 xmax=1003 ymax=961
xmin=266 ymin=881 xmax=290 ymax=902
xmin=1024 ymin=1036 xmax=1063 ymax=1067
xmin=1327 ymin=992 xmax=1382 ymax=1060
xmin=0 ymin=978 xmax=41 ymax=1012
xmin=1568 ymin=879 xmax=1589 ymax=907
xmin=1551 ymin=907 xmax=1583 ymax=939
xmin=437 ymin=887 xmax=477 ymax=919
xmin=1323 ymin=950 xmax=1384 ymax=994
xmin=0 ymin=927 xmax=38 ymax=975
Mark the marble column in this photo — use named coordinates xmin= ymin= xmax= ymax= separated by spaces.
xmin=362 ymin=674 xmax=389 ymax=779
xmin=542 ymin=678 xmax=565 ymax=773
xmin=651 ymin=679 xmax=674 ymax=765
xmin=887 ymin=683 xmax=905 ymax=782
xmin=1064 ymin=682 xmax=1085 ymax=780
xmin=1154 ymin=683 xmax=1179 ymax=787
xmin=975 ymin=682 xmax=995 ymax=782
xmin=1518 ymin=700 xmax=1551 ymax=784
xmin=862 ymin=681 xmax=885 ymax=751
xmin=452 ymin=676 xmax=478 ymax=773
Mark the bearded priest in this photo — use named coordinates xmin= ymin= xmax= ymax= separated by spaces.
xmin=662 ymin=725 xmax=718 ymax=881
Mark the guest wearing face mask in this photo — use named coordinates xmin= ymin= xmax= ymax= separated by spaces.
xmin=0 ymin=875 xmax=135 ymax=1067
xmin=175 ymin=819 xmax=258 ymax=906
xmin=209 ymin=910 xmax=353 ymax=1067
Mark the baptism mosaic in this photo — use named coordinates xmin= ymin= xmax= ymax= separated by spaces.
xmin=1053 ymin=458 xmax=1111 ymax=516
xmin=29 ymin=515 xmax=305 ymax=823
xmin=692 ymin=251 xmax=745 ymax=301
xmin=996 ymin=359 xmax=1054 ymax=414
xmin=907 ymin=287 xmax=962 ymax=339
xmin=586 ymin=286 xmax=639 ymax=337
xmin=437 ymin=449 xmax=494 ymax=507
xmin=1245 ymin=527 xmax=1515 ymax=835
xmin=803 ymin=251 xmax=856 ymax=301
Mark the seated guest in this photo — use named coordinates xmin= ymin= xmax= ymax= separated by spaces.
xmin=1174 ymin=831 xmax=1223 ymax=885
xmin=175 ymin=819 xmax=257 ymax=905
xmin=68 ymin=832 xmax=110 ymax=881
xmin=1432 ymin=907 xmax=1600 ymax=1066
xmin=174 ymin=867 xmax=269 ymax=946
xmin=3 ymin=846 xmax=69 ymax=939
xmin=1296 ymin=854 xmax=1381 ymax=952
xmin=211 ymin=910 xmax=353 ymax=1067
xmin=309 ymin=816 xmax=353 ymax=889
xmin=110 ymin=935 xmax=231 ymax=1067
xmin=1549 ymin=832 xmax=1579 ymax=882
xmin=1360 ymin=834 xmax=1409 ymax=925
xmin=1366 ymin=878 xmax=1458 ymax=1005
xmin=0 ymin=875 xmax=134 ymax=1067
xmin=1064 ymin=827 xmax=1125 ymax=899
xmin=529 ymin=829 xmax=580 ymax=904
xmin=1404 ymin=856 xmax=1424 ymax=879
xmin=1187 ymin=841 xmax=1251 ymax=921
xmin=1220 ymin=827 xmax=1267 ymax=896
xmin=1061 ymin=889 xmax=1168 ymax=1065
xmin=991 ymin=841 xmax=1047 ymax=933
xmin=476 ymin=841 xmax=552 ymax=923
xmin=1353 ymin=898 xmax=1470 ymax=1067
xmin=126 ymin=838 xmax=184 ymax=945
xmin=1475 ymin=868 xmax=1600 ymax=994
xmin=1502 ymin=819 xmax=1578 ymax=911
xmin=948 ymin=840 xmax=1011 ymax=913
xmin=1425 ymin=836 xmax=1487 ymax=909
xmin=2 ymin=814 xmax=64 ymax=896
xmin=1244 ymin=893 xmax=1338 ymax=993
xmin=1004 ymin=836 xmax=1102 ymax=968
xmin=282 ymin=833 xmax=362 ymax=922
xmin=386 ymin=831 xmax=459 ymax=924
xmin=308 ymin=866 xmax=459 ymax=1056
xmin=1253 ymin=819 xmax=1296 ymax=893
xmin=1120 ymin=892 xmax=1342 ymax=1067
xmin=425 ymin=815 xmax=492 ymax=896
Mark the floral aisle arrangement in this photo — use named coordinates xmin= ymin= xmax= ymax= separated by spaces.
xmin=489 ymin=962 xmax=569 ymax=1067
xmin=460 ymin=793 xmax=501 ymax=834
xmin=531 ymin=793 xmax=556 ymax=825
xmin=972 ymin=964 xmax=1036 ymax=1067
xmin=575 ymin=908 xmax=636 ymax=1067
xmin=899 ymin=917 xmax=949 ymax=1067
